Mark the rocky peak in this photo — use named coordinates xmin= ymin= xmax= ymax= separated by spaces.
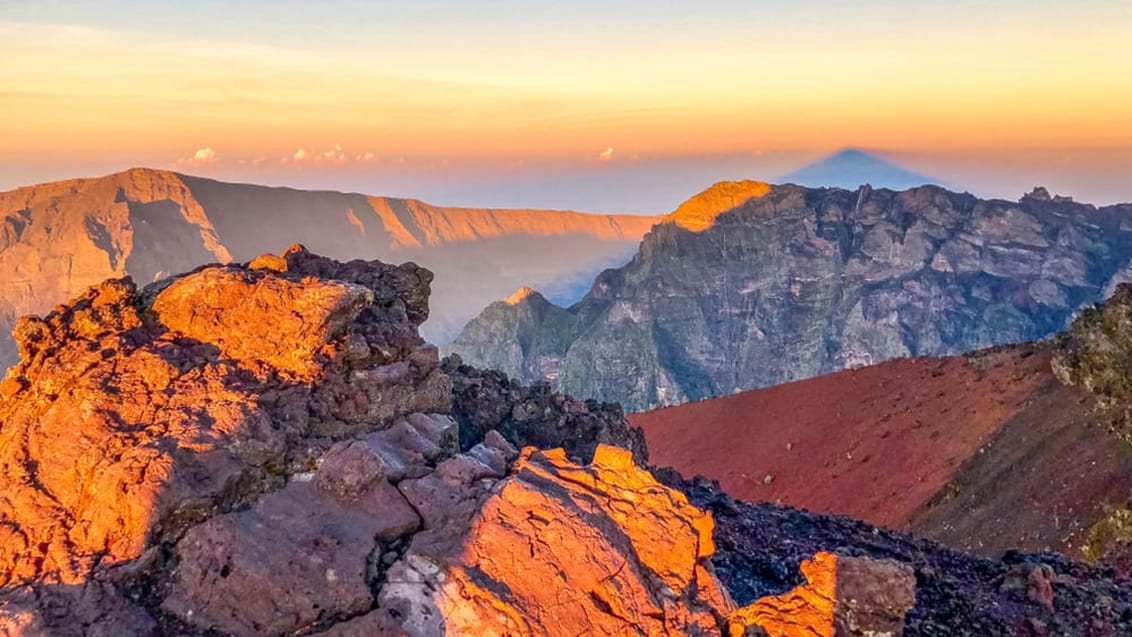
xmin=504 ymin=285 xmax=542 ymax=305
xmin=666 ymin=180 xmax=773 ymax=231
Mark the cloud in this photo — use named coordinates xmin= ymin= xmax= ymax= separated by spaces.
xmin=598 ymin=147 xmax=615 ymax=161
xmin=176 ymin=146 xmax=218 ymax=167
xmin=288 ymin=145 xmax=351 ymax=166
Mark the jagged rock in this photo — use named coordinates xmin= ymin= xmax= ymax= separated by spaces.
xmin=448 ymin=183 xmax=1132 ymax=411
xmin=727 ymin=552 xmax=916 ymax=637
xmin=377 ymin=445 xmax=733 ymax=636
xmin=670 ymin=474 xmax=1132 ymax=635
xmin=443 ymin=357 xmax=648 ymax=464
xmin=0 ymin=247 xmax=448 ymax=592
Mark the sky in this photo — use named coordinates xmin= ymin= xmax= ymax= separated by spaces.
xmin=1 ymin=1 xmax=1131 ymax=211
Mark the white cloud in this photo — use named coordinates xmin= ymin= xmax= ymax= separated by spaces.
xmin=598 ymin=147 xmax=615 ymax=161
xmin=176 ymin=146 xmax=218 ymax=167
xmin=290 ymin=145 xmax=349 ymax=166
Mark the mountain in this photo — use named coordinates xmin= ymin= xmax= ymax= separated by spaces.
xmin=2 ymin=247 xmax=1128 ymax=635
xmin=445 ymin=181 xmax=1132 ymax=412
xmin=0 ymin=168 xmax=661 ymax=370
xmin=779 ymin=148 xmax=940 ymax=190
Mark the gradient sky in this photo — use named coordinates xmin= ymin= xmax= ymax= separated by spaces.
xmin=2 ymin=1 xmax=1130 ymax=210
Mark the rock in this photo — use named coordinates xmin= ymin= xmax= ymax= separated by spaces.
xmin=162 ymin=478 xmax=420 ymax=636
xmin=377 ymin=445 xmax=733 ymax=636
xmin=668 ymin=474 xmax=1132 ymax=636
xmin=443 ymin=358 xmax=648 ymax=465
xmin=149 ymin=265 xmax=374 ymax=379
xmin=447 ymin=183 xmax=1132 ymax=411
xmin=1053 ymin=285 xmax=1132 ymax=406
xmin=728 ymin=552 xmax=916 ymax=637
xmin=1001 ymin=562 xmax=1056 ymax=611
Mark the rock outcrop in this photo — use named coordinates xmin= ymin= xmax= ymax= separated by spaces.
xmin=727 ymin=552 xmax=916 ymax=637
xmin=0 ymin=167 xmax=661 ymax=369
xmin=448 ymin=182 xmax=1132 ymax=411
xmin=1053 ymin=284 xmax=1132 ymax=415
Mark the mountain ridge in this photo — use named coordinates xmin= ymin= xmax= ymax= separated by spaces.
xmin=0 ymin=167 xmax=662 ymax=368
xmin=446 ymin=180 xmax=1132 ymax=411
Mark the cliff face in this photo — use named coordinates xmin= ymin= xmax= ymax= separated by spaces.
xmin=0 ymin=168 xmax=660 ymax=369
xmin=1 ymin=248 xmax=1129 ymax=635
xmin=448 ymin=182 xmax=1132 ymax=411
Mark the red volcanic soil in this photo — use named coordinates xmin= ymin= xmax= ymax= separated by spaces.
xmin=633 ymin=346 xmax=1053 ymax=527
xmin=630 ymin=344 xmax=1132 ymax=557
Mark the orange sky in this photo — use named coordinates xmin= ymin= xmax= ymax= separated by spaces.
xmin=1 ymin=3 xmax=1130 ymax=211
xmin=3 ymin=7 xmax=1131 ymax=168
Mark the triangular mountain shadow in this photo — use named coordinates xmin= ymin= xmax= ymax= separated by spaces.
xmin=778 ymin=148 xmax=942 ymax=190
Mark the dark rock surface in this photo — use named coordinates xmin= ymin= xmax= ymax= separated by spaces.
xmin=448 ymin=182 xmax=1132 ymax=411
xmin=666 ymin=474 xmax=1132 ymax=636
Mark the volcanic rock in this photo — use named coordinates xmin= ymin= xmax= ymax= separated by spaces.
xmin=727 ymin=552 xmax=916 ymax=637
xmin=448 ymin=182 xmax=1132 ymax=411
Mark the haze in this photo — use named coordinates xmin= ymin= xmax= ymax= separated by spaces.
xmin=2 ymin=1 xmax=1130 ymax=211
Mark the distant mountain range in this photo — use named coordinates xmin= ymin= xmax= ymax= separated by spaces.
xmin=446 ymin=181 xmax=1132 ymax=411
xmin=778 ymin=148 xmax=941 ymax=190
xmin=0 ymin=168 xmax=660 ymax=370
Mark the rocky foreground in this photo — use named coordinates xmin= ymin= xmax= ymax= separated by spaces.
xmin=1 ymin=247 xmax=1129 ymax=635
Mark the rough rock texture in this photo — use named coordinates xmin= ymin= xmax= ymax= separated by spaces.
xmin=727 ymin=552 xmax=916 ymax=637
xmin=0 ymin=167 xmax=660 ymax=368
xmin=1053 ymin=284 xmax=1132 ymax=421
xmin=443 ymin=354 xmax=648 ymax=465
xmin=448 ymin=182 xmax=1132 ymax=411
xmin=670 ymin=475 xmax=1132 ymax=636
xmin=376 ymin=445 xmax=730 ymax=636
xmin=0 ymin=246 xmax=447 ymax=590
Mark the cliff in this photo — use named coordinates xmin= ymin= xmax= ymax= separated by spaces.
xmin=0 ymin=168 xmax=661 ymax=369
xmin=3 ymin=248 xmax=1128 ymax=634
xmin=447 ymin=182 xmax=1132 ymax=411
